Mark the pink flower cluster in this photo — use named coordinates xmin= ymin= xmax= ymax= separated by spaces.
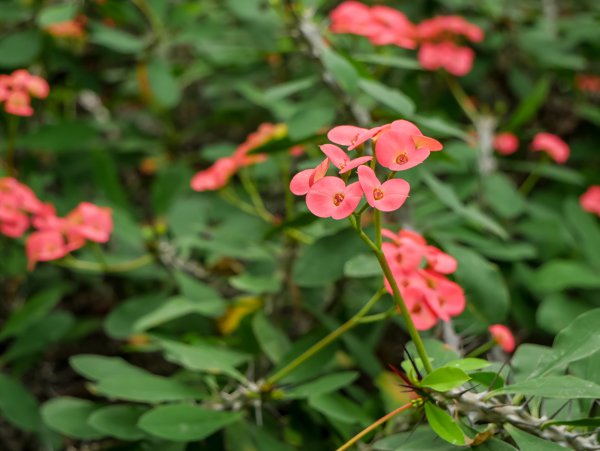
xmin=290 ymin=120 xmax=442 ymax=219
xmin=191 ymin=123 xmax=288 ymax=192
xmin=382 ymin=229 xmax=465 ymax=330
xmin=580 ymin=186 xmax=600 ymax=217
xmin=492 ymin=131 xmax=570 ymax=164
xmin=0 ymin=69 xmax=50 ymax=116
xmin=329 ymin=2 xmax=484 ymax=76
xmin=488 ymin=324 xmax=515 ymax=352
xmin=0 ymin=178 xmax=113 ymax=269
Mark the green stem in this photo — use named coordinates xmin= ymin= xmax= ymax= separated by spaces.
xmin=518 ymin=157 xmax=548 ymax=196
xmin=350 ymin=218 xmax=433 ymax=374
xmin=444 ymin=73 xmax=479 ymax=124
xmin=373 ymin=209 xmax=382 ymax=249
xmin=264 ymin=288 xmax=387 ymax=388
xmin=55 ymin=254 xmax=155 ymax=273
xmin=239 ymin=170 xmax=273 ymax=222
xmin=466 ymin=339 xmax=495 ymax=358
xmin=336 ymin=401 xmax=418 ymax=451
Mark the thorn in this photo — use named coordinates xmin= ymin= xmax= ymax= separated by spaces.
xmin=485 ymin=358 xmax=510 ymax=392
xmin=547 ymin=400 xmax=570 ymax=420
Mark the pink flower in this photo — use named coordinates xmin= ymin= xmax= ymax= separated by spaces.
xmin=65 ymin=202 xmax=113 ymax=243
xmin=424 ymin=246 xmax=457 ymax=274
xmin=493 ymin=132 xmax=519 ymax=155
xmin=390 ymin=120 xmax=443 ymax=151
xmin=417 ymin=16 xmax=483 ymax=43
xmin=488 ymin=324 xmax=516 ymax=352
xmin=357 ymin=165 xmax=410 ymax=212
xmin=530 ymin=132 xmax=570 ymax=164
xmin=580 ymin=185 xmax=600 ymax=216
xmin=290 ymin=158 xmax=330 ymax=195
xmin=306 ymin=177 xmax=363 ymax=219
xmin=327 ymin=125 xmax=384 ymax=150
xmin=4 ymin=91 xmax=33 ymax=116
xmin=26 ymin=75 xmax=50 ymax=99
xmin=421 ymin=270 xmax=465 ymax=319
xmin=26 ymin=230 xmax=68 ymax=270
xmin=367 ymin=6 xmax=416 ymax=49
xmin=190 ymin=157 xmax=238 ymax=192
xmin=402 ymin=286 xmax=439 ymax=330
xmin=418 ymin=41 xmax=475 ymax=77
xmin=320 ymin=144 xmax=372 ymax=174
xmin=375 ymin=129 xmax=431 ymax=170
xmin=329 ymin=1 xmax=373 ymax=35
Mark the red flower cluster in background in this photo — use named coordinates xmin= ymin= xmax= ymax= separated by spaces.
xmin=492 ymin=132 xmax=519 ymax=155
xmin=0 ymin=178 xmax=113 ymax=269
xmin=191 ymin=123 xmax=293 ymax=192
xmin=290 ymin=120 xmax=442 ymax=219
xmin=580 ymin=186 xmax=600 ymax=217
xmin=382 ymin=229 xmax=465 ymax=330
xmin=530 ymin=132 xmax=570 ymax=164
xmin=575 ymin=74 xmax=600 ymax=94
xmin=488 ymin=324 xmax=516 ymax=352
xmin=44 ymin=15 xmax=87 ymax=39
xmin=329 ymin=2 xmax=484 ymax=76
xmin=0 ymin=69 xmax=49 ymax=116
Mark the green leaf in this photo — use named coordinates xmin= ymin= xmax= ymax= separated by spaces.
xmin=489 ymin=375 xmax=600 ymax=399
xmin=89 ymin=23 xmax=146 ymax=54
xmin=443 ymin=358 xmax=490 ymax=372
xmin=412 ymin=114 xmax=469 ymax=140
xmin=70 ymin=354 xmax=147 ymax=381
xmin=37 ymin=4 xmax=78 ymax=27
xmin=147 ymin=58 xmax=182 ymax=108
xmin=353 ymin=53 xmax=421 ymax=70
xmin=287 ymin=106 xmax=335 ymax=141
xmin=95 ymin=372 xmax=207 ymax=403
xmin=542 ymin=417 xmax=600 ymax=430
xmin=87 ymin=405 xmax=148 ymax=440
xmin=41 ymin=397 xmax=103 ymax=440
xmin=152 ymin=164 xmax=193 ymax=216
xmin=344 ymin=253 xmax=381 ymax=278
xmin=505 ymin=76 xmax=550 ymax=130
xmin=373 ymin=426 xmax=458 ymax=450
xmin=424 ymin=403 xmax=465 ymax=445
xmin=230 ymin=274 xmax=281 ymax=294
xmin=322 ymin=48 xmax=359 ymax=94
xmin=286 ymin=372 xmax=359 ymax=399
xmin=531 ymin=260 xmax=600 ymax=292
xmin=421 ymin=169 xmax=507 ymax=239
xmin=104 ymin=292 xmax=166 ymax=339
xmin=564 ymin=197 xmax=600 ymax=270
xmin=482 ymin=173 xmax=526 ymax=219
xmin=157 ymin=338 xmax=249 ymax=375
xmin=17 ymin=121 xmax=97 ymax=153
xmin=0 ymin=30 xmax=42 ymax=68
xmin=293 ymin=228 xmax=363 ymax=287
xmin=0 ymin=285 xmax=69 ymax=340
xmin=252 ymin=312 xmax=291 ymax=364
xmin=443 ymin=244 xmax=510 ymax=326
xmin=174 ymin=271 xmax=226 ymax=317
xmin=505 ymin=424 xmax=569 ymax=450
xmin=133 ymin=296 xmax=220 ymax=331
xmin=308 ymin=393 xmax=372 ymax=425
xmin=0 ymin=374 xmax=40 ymax=432
xmin=531 ymin=309 xmax=600 ymax=378
xmin=420 ymin=367 xmax=470 ymax=392
xmin=536 ymin=294 xmax=591 ymax=335
xmin=138 ymin=404 xmax=242 ymax=441
xmin=358 ymin=78 xmax=415 ymax=116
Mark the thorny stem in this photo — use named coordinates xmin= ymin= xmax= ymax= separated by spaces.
xmin=336 ymin=401 xmax=418 ymax=451
xmin=264 ymin=288 xmax=387 ymax=388
xmin=55 ymin=254 xmax=155 ymax=273
xmin=350 ymin=215 xmax=433 ymax=374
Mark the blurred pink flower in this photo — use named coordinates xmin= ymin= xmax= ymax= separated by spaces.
xmin=580 ymin=185 xmax=600 ymax=216
xmin=493 ymin=132 xmax=519 ymax=155
xmin=489 ymin=324 xmax=516 ymax=352
xmin=530 ymin=132 xmax=570 ymax=164
xmin=418 ymin=41 xmax=475 ymax=77
xmin=26 ymin=230 xmax=68 ymax=270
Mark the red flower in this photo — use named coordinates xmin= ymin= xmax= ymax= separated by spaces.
xmin=493 ymin=132 xmax=519 ymax=155
xmin=417 ymin=41 xmax=475 ymax=77
xmin=488 ymin=324 xmax=516 ymax=352
xmin=530 ymin=132 xmax=570 ymax=164
xmin=580 ymin=185 xmax=600 ymax=216
xmin=26 ymin=231 xmax=68 ymax=270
